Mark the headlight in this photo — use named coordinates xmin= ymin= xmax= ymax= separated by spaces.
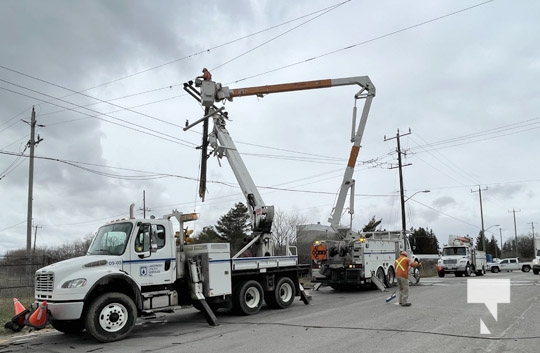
xmin=62 ymin=278 xmax=87 ymax=288
xmin=458 ymin=259 xmax=467 ymax=263
xmin=533 ymin=259 xmax=539 ymax=265
xmin=437 ymin=259 xmax=442 ymax=265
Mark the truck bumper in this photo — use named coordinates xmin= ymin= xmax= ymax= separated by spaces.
xmin=439 ymin=265 xmax=466 ymax=272
xmin=533 ymin=265 xmax=540 ymax=272
xmin=34 ymin=300 xmax=84 ymax=321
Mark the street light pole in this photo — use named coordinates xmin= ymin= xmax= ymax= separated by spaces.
xmin=499 ymin=227 xmax=503 ymax=258
xmin=483 ymin=224 xmax=500 ymax=255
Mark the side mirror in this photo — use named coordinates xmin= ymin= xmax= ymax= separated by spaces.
xmin=136 ymin=223 xmax=152 ymax=258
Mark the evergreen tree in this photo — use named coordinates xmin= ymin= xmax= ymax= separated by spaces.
xmin=194 ymin=226 xmax=222 ymax=244
xmin=409 ymin=227 xmax=440 ymax=254
xmin=362 ymin=216 xmax=382 ymax=232
xmin=214 ymin=202 xmax=251 ymax=254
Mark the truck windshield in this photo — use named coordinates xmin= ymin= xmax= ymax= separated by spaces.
xmin=442 ymin=247 xmax=466 ymax=256
xmin=88 ymin=222 xmax=133 ymax=255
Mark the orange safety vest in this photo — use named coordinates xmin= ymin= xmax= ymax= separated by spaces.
xmin=395 ymin=255 xmax=410 ymax=278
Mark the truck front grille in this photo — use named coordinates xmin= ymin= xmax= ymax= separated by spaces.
xmin=443 ymin=259 xmax=457 ymax=265
xmin=35 ymin=272 xmax=54 ymax=292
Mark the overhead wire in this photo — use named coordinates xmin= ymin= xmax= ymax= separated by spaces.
xmin=0 ymin=0 xmax=505 ymax=234
xmin=0 ymin=82 xmax=196 ymax=148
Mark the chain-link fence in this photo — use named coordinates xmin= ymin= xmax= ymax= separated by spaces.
xmin=0 ymin=255 xmax=59 ymax=299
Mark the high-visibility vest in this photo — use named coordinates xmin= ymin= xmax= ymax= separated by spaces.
xmin=395 ymin=255 xmax=410 ymax=278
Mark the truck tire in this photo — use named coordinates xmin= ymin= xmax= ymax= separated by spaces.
xmin=438 ymin=271 xmax=445 ymax=278
xmin=476 ymin=266 xmax=485 ymax=276
xmin=491 ymin=267 xmax=499 ymax=273
xmin=233 ymin=280 xmax=264 ymax=315
xmin=533 ymin=269 xmax=539 ymax=275
xmin=85 ymin=292 xmax=137 ymax=343
xmin=522 ymin=266 xmax=531 ymax=272
xmin=387 ymin=267 xmax=396 ymax=287
xmin=465 ymin=264 xmax=472 ymax=277
xmin=265 ymin=277 xmax=295 ymax=309
xmin=51 ymin=319 xmax=85 ymax=334
xmin=410 ymin=267 xmax=421 ymax=284
xmin=376 ymin=267 xmax=386 ymax=287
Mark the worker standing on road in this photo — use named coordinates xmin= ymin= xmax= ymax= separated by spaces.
xmin=394 ymin=251 xmax=421 ymax=307
xmin=198 ymin=67 xmax=212 ymax=81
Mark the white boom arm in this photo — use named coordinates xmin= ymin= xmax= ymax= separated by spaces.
xmin=183 ymin=75 xmax=375 ymax=251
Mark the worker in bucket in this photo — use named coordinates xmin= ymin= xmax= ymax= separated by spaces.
xmin=394 ymin=251 xmax=421 ymax=307
xmin=198 ymin=67 xmax=212 ymax=81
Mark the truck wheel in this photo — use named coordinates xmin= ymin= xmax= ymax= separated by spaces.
xmin=233 ymin=280 xmax=263 ymax=315
xmin=491 ymin=267 xmax=499 ymax=273
xmin=438 ymin=271 xmax=445 ymax=278
xmin=387 ymin=267 xmax=396 ymax=287
xmin=522 ymin=266 xmax=531 ymax=273
xmin=410 ymin=267 xmax=421 ymax=284
xmin=51 ymin=319 xmax=85 ymax=334
xmin=265 ymin=277 xmax=295 ymax=309
xmin=85 ymin=292 xmax=137 ymax=342
xmin=377 ymin=267 xmax=386 ymax=286
xmin=476 ymin=266 xmax=485 ymax=276
xmin=465 ymin=265 xmax=472 ymax=277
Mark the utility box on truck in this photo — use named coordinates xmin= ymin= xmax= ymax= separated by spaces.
xmin=310 ymin=230 xmax=420 ymax=290
xmin=185 ymin=243 xmax=232 ymax=297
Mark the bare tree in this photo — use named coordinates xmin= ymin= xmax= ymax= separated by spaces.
xmin=271 ymin=209 xmax=308 ymax=255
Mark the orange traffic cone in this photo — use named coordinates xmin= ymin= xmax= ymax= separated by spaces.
xmin=4 ymin=298 xmax=29 ymax=332
xmin=13 ymin=298 xmax=28 ymax=317
xmin=26 ymin=300 xmax=48 ymax=329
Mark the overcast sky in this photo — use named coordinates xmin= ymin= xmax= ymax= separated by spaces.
xmin=1 ymin=0 xmax=540 ymax=255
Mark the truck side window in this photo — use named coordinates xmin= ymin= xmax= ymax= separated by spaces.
xmin=155 ymin=225 xmax=166 ymax=249
xmin=135 ymin=226 xmax=151 ymax=253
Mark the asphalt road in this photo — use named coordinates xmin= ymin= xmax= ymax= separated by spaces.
xmin=2 ymin=272 xmax=539 ymax=353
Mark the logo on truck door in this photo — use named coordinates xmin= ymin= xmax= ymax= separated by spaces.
xmin=140 ymin=266 xmax=148 ymax=276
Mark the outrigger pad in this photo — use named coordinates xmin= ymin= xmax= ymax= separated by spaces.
xmin=299 ymin=284 xmax=312 ymax=304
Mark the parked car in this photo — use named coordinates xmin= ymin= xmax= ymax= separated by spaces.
xmin=488 ymin=258 xmax=531 ymax=273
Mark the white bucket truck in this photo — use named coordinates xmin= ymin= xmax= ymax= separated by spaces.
xmin=437 ymin=235 xmax=486 ymax=277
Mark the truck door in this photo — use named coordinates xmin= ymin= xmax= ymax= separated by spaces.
xmin=127 ymin=223 xmax=176 ymax=287
xmin=508 ymin=258 xmax=518 ymax=271
xmin=499 ymin=259 xmax=509 ymax=271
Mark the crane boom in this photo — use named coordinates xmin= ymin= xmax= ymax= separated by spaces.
xmin=183 ymin=75 xmax=375 ymax=254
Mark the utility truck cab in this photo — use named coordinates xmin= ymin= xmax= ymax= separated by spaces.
xmin=26 ymin=205 xmax=310 ymax=343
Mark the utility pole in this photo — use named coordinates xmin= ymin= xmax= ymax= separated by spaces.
xmin=471 ymin=186 xmax=488 ymax=251
xmin=509 ymin=209 xmax=521 ymax=257
xmin=384 ymin=128 xmax=411 ymax=238
xmin=139 ymin=190 xmax=152 ymax=218
xmin=32 ymin=224 xmax=42 ymax=261
xmin=529 ymin=221 xmax=536 ymax=256
xmin=24 ymin=107 xmax=44 ymax=259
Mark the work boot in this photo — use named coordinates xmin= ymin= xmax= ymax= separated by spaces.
xmin=400 ymin=303 xmax=411 ymax=307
